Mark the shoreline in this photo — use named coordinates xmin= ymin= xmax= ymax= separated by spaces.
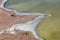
xmin=0 ymin=0 xmax=51 ymax=40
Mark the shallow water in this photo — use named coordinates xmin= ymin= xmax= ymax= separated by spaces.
xmin=5 ymin=0 xmax=60 ymax=40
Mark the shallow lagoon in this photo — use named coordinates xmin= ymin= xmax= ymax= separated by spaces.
xmin=5 ymin=0 xmax=60 ymax=40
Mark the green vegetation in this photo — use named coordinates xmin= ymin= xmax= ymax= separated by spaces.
xmin=5 ymin=0 xmax=60 ymax=40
